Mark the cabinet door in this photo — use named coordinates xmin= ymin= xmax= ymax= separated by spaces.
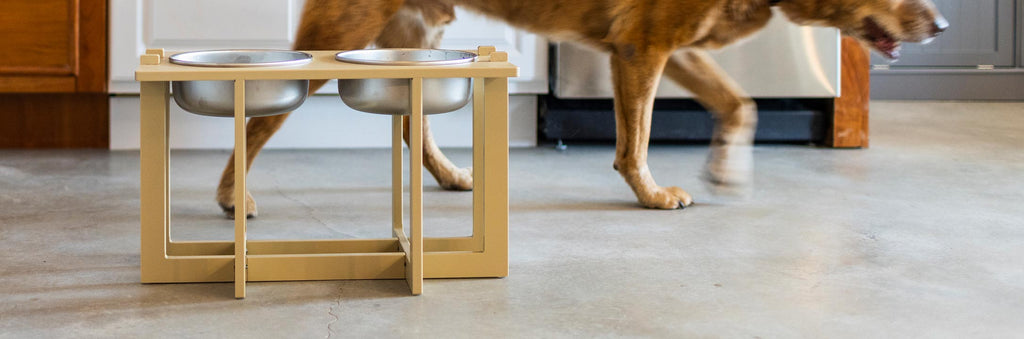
xmin=0 ymin=0 xmax=108 ymax=148
xmin=0 ymin=0 xmax=106 ymax=93
xmin=440 ymin=8 xmax=547 ymax=94
xmin=110 ymin=1 xmax=546 ymax=94
xmin=109 ymin=0 xmax=305 ymax=92
xmin=873 ymin=0 xmax=1017 ymax=67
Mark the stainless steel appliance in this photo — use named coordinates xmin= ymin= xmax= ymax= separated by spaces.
xmin=543 ymin=10 xmax=842 ymax=143
xmin=552 ymin=11 xmax=841 ymax=99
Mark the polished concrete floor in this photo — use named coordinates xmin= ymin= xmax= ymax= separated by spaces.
xmin=2 ymin=101 xmax=1023 ymax=338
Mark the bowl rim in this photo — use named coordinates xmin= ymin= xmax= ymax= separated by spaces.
xmin=169 ymin=49 xmax=313 ymax=68
xmin=335 ymin=48 xmax=478 ymax=66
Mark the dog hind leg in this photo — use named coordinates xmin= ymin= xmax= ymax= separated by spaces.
xmin=216 ymin=112 xmax=291 ymax=218
xmin=662 ymin=50 xmax=755 ymax=197
xmin=610 ymin=46 xmax=694 ymax=209
xmin=216 ymin=0 xmax=406 ymax=218
xmin=375 ymin=3 xmax=473 ymax=191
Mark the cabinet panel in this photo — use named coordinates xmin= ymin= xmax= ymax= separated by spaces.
xmin=440 ymin=9 xmax=547 ymax=93
xmin=110 ymin=1 xmax=546 ymax=94
xmin=147 ymin=0 xmax=298 ymax=48
xmin=107 ymin=1 xmax=544 ymax=149
xmin=110 ymin=0 xmax=304 ymax=92
xmin=874 ymin=0 xmax=1017 ymax=67
xmin=0 ymin=0 xmax=108 ymax=148
xmin=0 ymin=0 xmax=77 ymax=76
xmin=1 ymin=0 xmax=106 ymax=93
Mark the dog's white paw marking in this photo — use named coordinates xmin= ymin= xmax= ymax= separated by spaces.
xmin=638 ymin=186 xmax=693 ymax=210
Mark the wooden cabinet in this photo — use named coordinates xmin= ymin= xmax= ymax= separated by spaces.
xmin=0 ymin=0 xmax=108 ymax=148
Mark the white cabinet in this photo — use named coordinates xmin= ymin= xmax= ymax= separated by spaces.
xmin=109 ymin=0 xmax=543 ymax=149
xmin=109 ymin=0 xmax=547 ymax=94
xmin=438 ymin=8 xmax=547 ymax=94
xmin=109 ymin=0 xmax=305 ymax=93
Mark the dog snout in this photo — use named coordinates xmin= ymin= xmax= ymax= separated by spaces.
xmin=930 ymin=17 xmax=949 ymax=37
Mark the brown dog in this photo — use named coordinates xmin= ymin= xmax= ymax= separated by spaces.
xmin=217 ymin=0 xmax=947 ymax=217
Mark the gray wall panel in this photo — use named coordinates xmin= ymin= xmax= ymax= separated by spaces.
xmin=872 ymin=0 xmax=1017 ymax=67
xmin=870 ymin=0 xmax=1023 ymax=100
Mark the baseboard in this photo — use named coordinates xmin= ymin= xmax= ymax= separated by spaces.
xmin=540 ymin=97 xmax=832 ymax=144
xmin=110 ymin=95 xmax=538 ymax=150
xmin=871 ymin=68 xmax=1024 ymax=100
xmin=1 ymin=93 xmax=109 ymax=148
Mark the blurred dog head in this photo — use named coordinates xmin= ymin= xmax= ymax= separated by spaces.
xmin=777 ymin=0 xmax=948 ymax=59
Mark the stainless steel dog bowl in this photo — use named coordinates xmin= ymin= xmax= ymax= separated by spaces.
xmin=335 ymin=49 xmax=477 ymax=115
xmin=169 ymin=50 xmax=313 ymax=117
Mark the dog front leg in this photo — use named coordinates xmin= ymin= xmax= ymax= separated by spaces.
xmin=377 ymin=5 xmax=472 ymax=191
xmin=663 ymin=50 xmax=756 ymax=196
xmin=216 ymin=0 xmax=406 ymax=218
xmin=216 ymin=113 xmax=291 ymax=219
xmin=400 ymin=115 xmax=473 ymax=190
xmin=610 ymin=47 xmax=693 ymax=209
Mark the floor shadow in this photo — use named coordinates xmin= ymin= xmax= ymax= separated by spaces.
xmin=511 ymin=200 xmax=645 ymax=212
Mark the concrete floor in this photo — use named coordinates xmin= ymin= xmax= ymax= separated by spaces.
xmin=1 ymin=101 xmax=1023 ymax=338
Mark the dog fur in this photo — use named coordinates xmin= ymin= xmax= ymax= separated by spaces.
xmin=217 ymin=0 xmax=946 ymax=217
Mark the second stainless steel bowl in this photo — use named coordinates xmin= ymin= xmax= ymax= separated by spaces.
xmin=169 ymin=50 xmax=313 ymax=117
xmin=335 ymin=49 xmax=477 ymax=115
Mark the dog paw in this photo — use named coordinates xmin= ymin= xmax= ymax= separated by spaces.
xmin=702 ymin=144 xmax=753 ymax=199
xmin=437 ymin=167 xmax=473 ymax=191
xmin=217 ymin=190 xmax=258 ymax=219
xmin=701 ymin=171 xmax=752 ymax=199
xmin=640 ymin=186 xmax=694 ymax=209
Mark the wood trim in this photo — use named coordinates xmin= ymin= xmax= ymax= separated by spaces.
xmin=77 ymin=0 xmax=107 ymax=92
xmin=0 ymin=0 xmax=108 ymax=148
xmin=830 ymin=36 xmax=870 ymax=148
xmin=0 ymin=76 xmax=76 ymax=93
xmin=70 ymin=0 xmax=81 ymax=77
xmin=0 ymin=93 xmax=109 ymax=148
xmin=0 ymin=0 xmax=105 ymax=90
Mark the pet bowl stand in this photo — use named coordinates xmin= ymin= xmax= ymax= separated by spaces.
xmin=135 ymin=47 xmax=517 ymax=298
